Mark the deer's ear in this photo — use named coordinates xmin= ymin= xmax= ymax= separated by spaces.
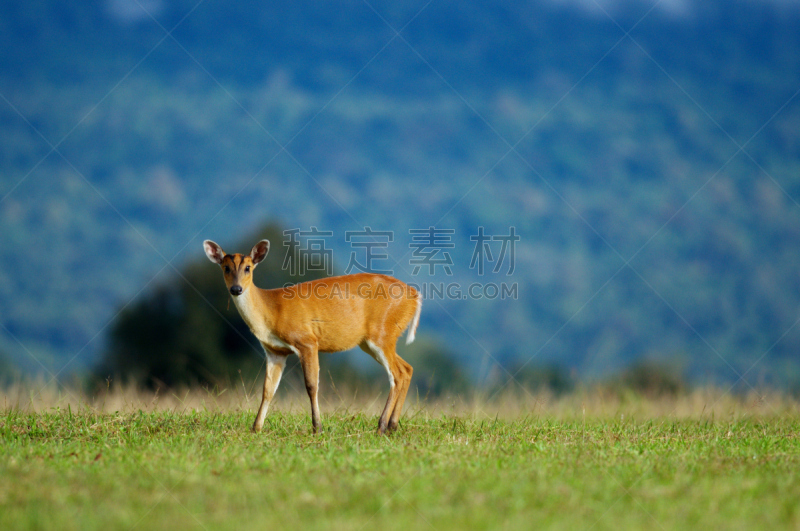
xmin=203 ymin=240 xmax=226 ymax=264
xmin=250 ymin=240 xmax=270 ymax=265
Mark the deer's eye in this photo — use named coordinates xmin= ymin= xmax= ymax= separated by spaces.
xmin=224 ymin=266 xmax=230 ymax=274
xmin=245 ymin=265 xmax=251 ymax=273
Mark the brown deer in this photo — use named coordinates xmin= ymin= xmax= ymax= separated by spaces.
xmin=204 ymin=239 xmax=421 ymax=435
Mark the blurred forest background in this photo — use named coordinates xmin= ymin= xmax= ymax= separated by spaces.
xmin=2 ymin=0 xmax=800 ymax=397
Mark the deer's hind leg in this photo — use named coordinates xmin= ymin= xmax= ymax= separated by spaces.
xmin=360 ymin=338 xmax=410 ymax=435
xmin=387 ymin=354 xmax=413 ymax=432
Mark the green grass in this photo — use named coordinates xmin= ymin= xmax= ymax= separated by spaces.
xmin=2 ymin=403 xmax=800 ymax=530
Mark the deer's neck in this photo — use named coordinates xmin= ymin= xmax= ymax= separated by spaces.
xmin=232 ymin=287 xmax=275 ymax=342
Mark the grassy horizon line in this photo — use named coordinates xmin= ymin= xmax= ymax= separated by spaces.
xmin=3 ymin=381 xmax=799 ymax=421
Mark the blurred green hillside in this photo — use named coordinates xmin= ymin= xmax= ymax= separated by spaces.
xmin=2 ymin=0 xmax=800 ymax=389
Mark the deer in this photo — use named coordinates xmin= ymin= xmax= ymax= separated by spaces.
xmin=203 ymin=239 xmax=421 ymax=435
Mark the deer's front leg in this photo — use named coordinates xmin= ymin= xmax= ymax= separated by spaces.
xmin=253 ymin=350 xmax=287 ymax=433
xmin=298 ymin=343 xmax=321 ymax=433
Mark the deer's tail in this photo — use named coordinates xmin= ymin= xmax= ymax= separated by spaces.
xmin=405 ymin=292 xmax=422 ymax=345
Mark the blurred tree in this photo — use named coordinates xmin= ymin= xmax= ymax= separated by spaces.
xmin=93 ymin=222 xmax=326 ymax=389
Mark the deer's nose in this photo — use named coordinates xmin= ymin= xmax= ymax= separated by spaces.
xmin=230 ymin=285 xmax=243 ymax=296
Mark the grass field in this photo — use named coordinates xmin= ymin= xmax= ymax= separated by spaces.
xmin=2 ymin=386 xmax=800 ymax=530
